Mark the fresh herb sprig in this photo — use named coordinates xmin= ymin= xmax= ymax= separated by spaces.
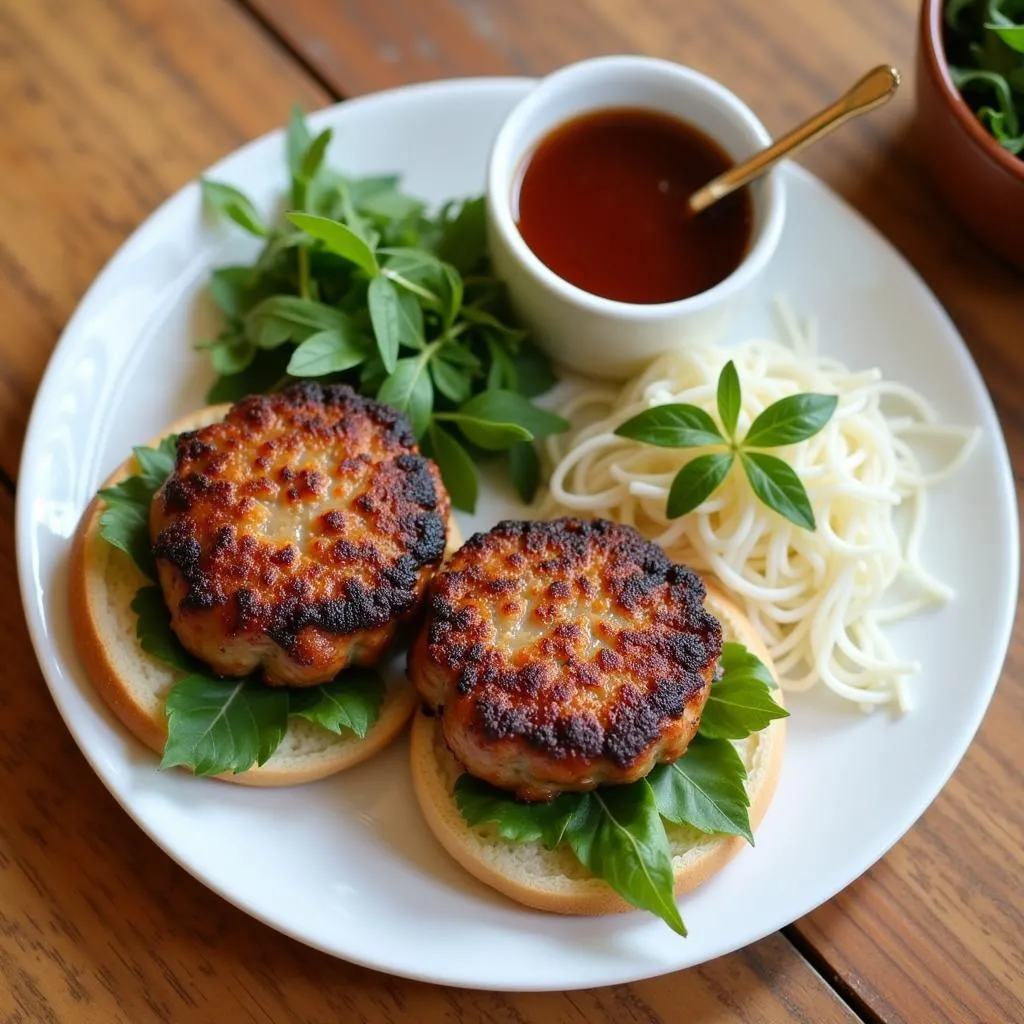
xmin=100 ymin=442 xmax=384 ymax=777
xmin=614 ymin=361 xmax=837 ymax=530
xmin=945 ymin=0 xmax=1024 ymax=156
xmin=198 ymin=105 xmax=566 ymax=510
xmin=456 ymin=644 xmax=788 ymax=935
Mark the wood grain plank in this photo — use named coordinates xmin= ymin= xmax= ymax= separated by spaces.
xmin=0 ymin=0 xmax=326 ymax=483
xmin=242 ymin=1 xmax=1024 ymax=1021
xmin=0 ymin=517 xmax=856 ymax=1023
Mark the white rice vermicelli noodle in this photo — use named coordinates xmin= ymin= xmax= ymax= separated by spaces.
xmin=540 ymin=301 xmax=979 ymax=711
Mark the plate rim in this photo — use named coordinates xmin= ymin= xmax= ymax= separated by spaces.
xmin=14 ymin=75 xmax=1020 ymax=991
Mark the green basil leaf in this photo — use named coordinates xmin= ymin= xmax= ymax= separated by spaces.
xmin=430 ymin=356 xmax=472 ymax=404
xmin=455 ymin=774 xmax=581 ymax=848
xmin=666 ymin=452 xmax=734 ymax=519
xmin=245 ymin=295 xmax=349 ymax=350
xmin=740 ymin=451 xmax=816 ymax=531
xmin=990 ymin=24 xmax=1024 ymax=54
xmin=742 ymin=393 xmax=838 ymax=448
xmin=200 ymin=180 xmax=267 ymax=237
xmin=567 ymin=782 xmax=686 ymax=936
xmin=97 ymin=438 xmax=177 ymax=577
xmin=287 ymin=669 xmax=384 ymax=739
xmin=287 ymin=328 xmax=370 ymax=377
xmin=97 ymin=495 xmax=153 ymax=579
xmin=286 ymin=103 xmax=312 ymax=180
xmin=425 ymin=422 xmax=478 ymax=513
xmin=347 ymin=174 xmax=401 ymax=207
xmin=511 ymin=344 xmax=557 ymax=398
xmin=448 ymin=415 xmax=533 ymax=451
xmin=367 ymin=275 xmax=402 ymax=373
xmin=209 ymin=266 xmax=255 ymax=319
xmin=437 ymin=262 xmax=464 ymax=330
xmin=394 ymin=287 xmax=425 ymax=351
xmin=359 ymin=190 xmax=425 ymax=221
xmin=719 ymin=641 xmax=779 ymax=691
xmin=456 ymin=390 xmax=568 ymax=438
xmin=436 ymin=197 xmax=487 ymax=273
xmin=130 ymin=585 xmax=200 ymax=673
xmin=209 ymin=335 xmax=257 ymax=376
xmin=716 ymin=360 xmax=741 ymax=439
xmin=485 ymin=336 xmax=517 ymax=392
xmin=161 ymin=677 xmax=289 ymax=777
xmin=299 ymin=128 xmax=332 ymax=183
xmin=699 ymin=643 xmax=788 ymax=740
xmin=133 ymin=435 xmax=177 ymax=486
xmin=288 ymin=212 xmax=379 ymax=277
xmin=206 ymin=347 xmax=292 ymax=404
xmin=377 ymin=355 xmax=433 ymax=439
xmin=509 ymin=442 xmax=541 ymax=504
xmin=615 ymin=404 xmax=724 ymax=449
xmin=648 ymin=735 xmax=752 ymax=843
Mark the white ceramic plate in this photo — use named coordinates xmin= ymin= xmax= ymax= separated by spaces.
xmin=16 ymin=78 xmax=1019 ymax=992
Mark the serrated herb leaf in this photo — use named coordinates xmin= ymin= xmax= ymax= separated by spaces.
xmin=367 ymin=275 xmax=401 ymax=373
xmin=200 ymin=180 xmax=267 ymax=237
xmin=130 ymin=586 xmax=200 ymax=673
xmin=287 ymin=669 xmax=384 ymax=738
xmin=288 ymin=212 xmax=379 ymax=277
xmin=740 ymin=451 xmax=816 ymax=531
xmin=287 ymin=327 xmax=370 ymax=376
xmin=717 ymin=360 xmax=741 ymax=439
xmin=377 ymin=355 xmax=433 ymax=438
xmin=455 ymin=774 xmax=580 ymax=848
xmin=456 ymin=390 xmax=568 ymax=439
xmin=426 ymin=422 xmax=478 ymax=512
xmin=567 ymin=782 xmax=686 ymax=936
xmin=743 ymin=393 xmax=838 ymax=448
xmin=648 ymin=735 xmax=753 ymax=843
xmin=509 ymin=442 xmax=541 ymax=504
xmin=133 ymin=435 xmax=177 ymax=485
xmin=161 ymin=677 xmax=289 ymax=777
xmin=615 ymin=404 xmax=724 ymax=449
xmin=699 ymin=644 xmax=788 ymax=740
xmin=667 ymin=452 xmax=734 ymax=519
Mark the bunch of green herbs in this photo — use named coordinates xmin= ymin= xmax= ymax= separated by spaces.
xmin=945 ymin=0 xmax=1024 ymax=155
xmin=198 ymin=105 xmax=566 ymax=511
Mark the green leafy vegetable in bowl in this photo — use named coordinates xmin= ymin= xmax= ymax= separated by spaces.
xmin=198 ymin=105 xmax=566 ymax=511
xmin=945 ymin=0 xmax=1024 ymax=155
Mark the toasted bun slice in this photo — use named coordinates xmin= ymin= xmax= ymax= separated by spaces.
xmin=409 ymin=583 xmax=785 ymax=915
xmin=71 ymin=404 xmax=462 ymax=787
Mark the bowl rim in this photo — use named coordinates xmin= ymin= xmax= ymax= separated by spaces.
xmin=920 ymin=0 xmax=1024 ymax=183
xmin=486 ymin=54 xmax=787 ymax=321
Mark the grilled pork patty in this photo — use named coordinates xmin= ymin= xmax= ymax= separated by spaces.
xmin=408 ymin=518 xmax=722 ymax=800
xmin=150 ymin=383 xmax=450 ymax=686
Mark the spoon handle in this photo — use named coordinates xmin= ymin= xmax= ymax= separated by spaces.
xmin=688 ymin=65 xmax=901 ymax=215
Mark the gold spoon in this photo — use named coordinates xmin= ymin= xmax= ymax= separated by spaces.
xmin=688 ymin=64 xmax=901 ymax=215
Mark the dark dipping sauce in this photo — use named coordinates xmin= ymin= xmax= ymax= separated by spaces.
xmin=514 ymin=108 xmax=754 ymax=305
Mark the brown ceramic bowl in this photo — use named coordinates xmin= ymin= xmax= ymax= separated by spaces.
xmin=916 ymin=0 xmax=1024 ymax=268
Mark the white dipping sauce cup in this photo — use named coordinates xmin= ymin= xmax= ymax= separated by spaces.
xmin=486 ymin=56 xmax=786 ymax=381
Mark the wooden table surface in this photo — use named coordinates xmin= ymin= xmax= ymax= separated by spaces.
xmin=2 ymin=1 xmax=1021 ymax=1021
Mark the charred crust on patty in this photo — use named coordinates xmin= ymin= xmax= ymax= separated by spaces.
xmin=409 ymin=517 xmax=723 ymax=797
xmin=150 ymin=383 xmax=450 ymax=684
